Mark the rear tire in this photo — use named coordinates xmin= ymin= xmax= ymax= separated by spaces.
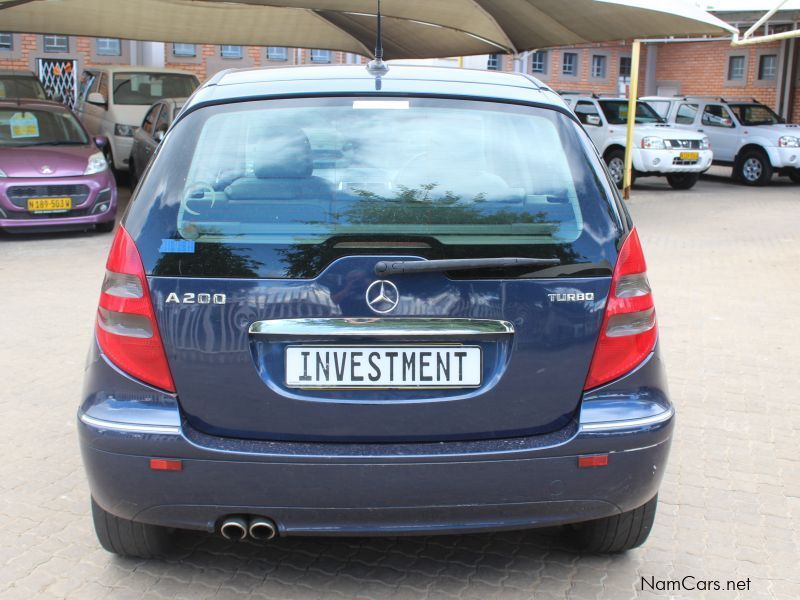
xmin=605 ymin=149 xmax=629 ymax=190
xmin=666 ymin=172 xmax=699 ymax=190
xmin=735 ymin=149 xmax=772 ymax=186
xmin=788 ymin=169 xmax=800 ymax=184
xmin=91 ymin=497 xmax=173 ymax=558
xmin=568 ymin=495 xmax=658 ymax=553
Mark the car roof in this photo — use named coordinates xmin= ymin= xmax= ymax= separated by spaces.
xmin=182 ymin=65 xmax=568 ymax=118
xmin=0 ymin=69 xmax=38 ymax=77
xmin=0 ymin=98 xmax=69 ymax=111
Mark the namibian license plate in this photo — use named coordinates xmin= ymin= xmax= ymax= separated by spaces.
xmin=679 ymin=151 xmax=699 ymax=161
xmin=27 ymin=197 xmax=72 ymax=212
xmin=285 ymin=345 xmax=482 ymax=389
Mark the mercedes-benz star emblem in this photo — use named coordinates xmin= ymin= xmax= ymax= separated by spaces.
xmin=365 ymin=280 xmax=400 ymax=314
xmin=39 ymin=165 xmax=53 ymax=174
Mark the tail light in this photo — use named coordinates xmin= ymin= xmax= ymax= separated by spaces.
xmin=95 ymin=226 xmax=175 ymax=392
xmin=584 ymin=228 xmax=656 ymax=390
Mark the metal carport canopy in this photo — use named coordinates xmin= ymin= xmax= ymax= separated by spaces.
xmin=0 ymin=0 xmax=736 ymax=59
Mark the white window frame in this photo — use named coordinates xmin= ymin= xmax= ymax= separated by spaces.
xmin=619 ymin=56 xmax=632 ymax=78
xmin=591 ymin=55 xmax=607 ymax=79
xmin=562 ymin=52 xmax=578 ymax=77
xmin=758 ymin=54 xmax=777 ymax=81
xmin=220 ymin=45 xmax=243 ymax=59
xmin=487 ymin=53 xmax=502 ymax=71
xmin=43 ymin=35 xmax=69 ymax=53
xmin=310 ymin=49 xmax=331 ymax=63
xmin=173 ymin=43 xmax=196 ymax=58
xmin=267 ymin=47 xmax=288 ymax=61
xmin=727 ymin=55 xmax=746 ymax=81
xmin=530 ymin=50 xmax=548 ymax=74
xmin=96 ymin=38 xmax=122 ymax=57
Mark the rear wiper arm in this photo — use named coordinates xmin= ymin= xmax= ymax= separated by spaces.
xmin=375 ymin=257 xmax=560 ymax=275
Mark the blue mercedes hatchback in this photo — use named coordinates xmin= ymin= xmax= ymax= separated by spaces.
xmin=79 ymin=65 xmax=673 ymax=557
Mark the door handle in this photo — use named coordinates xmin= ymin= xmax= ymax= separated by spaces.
xmin=697 ymin=129 xmax=704 ymax=132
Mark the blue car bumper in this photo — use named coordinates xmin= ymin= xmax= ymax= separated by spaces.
xmin=79 ymin=347 xmax=674 ymax=537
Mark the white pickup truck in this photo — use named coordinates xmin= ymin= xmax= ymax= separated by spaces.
xmin=642 ymin=96 xmax=800 ymax=186
xmin=563 ymin=96 xmax=712 ymax=190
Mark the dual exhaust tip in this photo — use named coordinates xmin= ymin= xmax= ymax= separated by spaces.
xmin=220 ymin=516 xmax=277 ymax=541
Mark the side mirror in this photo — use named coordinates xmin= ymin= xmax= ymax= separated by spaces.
xmin=153 ymin=129 xmax=165 ymax=143
xmin=94 ymin=136 xmax=108 ymax=148
xmin=585 ymin=115 xmax=601 ymax=126
xmin=87 ymin=92 xmax=107 ymax=107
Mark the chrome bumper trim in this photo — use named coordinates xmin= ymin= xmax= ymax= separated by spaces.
xmin=249 ymin=317 xmax=515 ymax=338
xmin=79 ymin=413 xmax=181 ymax=435
xmin=579 ymin=406 xmax=675 ymax=432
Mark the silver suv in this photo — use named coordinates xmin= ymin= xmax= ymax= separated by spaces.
xmin=643 ymin=96 xmax=800 ymax=186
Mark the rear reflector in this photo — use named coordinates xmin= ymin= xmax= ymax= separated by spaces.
xmin=578 ymin=455 xmax=609 ymax=468
xmin=95 ymin=226 xmax=175 ymax=392
xmin=583 ymin=228 xmax=657 ymax=390
xmin=150 ymin=458 xmax=182 ymax=471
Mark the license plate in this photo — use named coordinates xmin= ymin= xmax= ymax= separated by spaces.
xmin=679 ymin=151 xmax=699 ymax=161
xmin=285 ymin=345 xmax=482 ymax=389
xmin=27 ymin=197 xmax=72 ymax=212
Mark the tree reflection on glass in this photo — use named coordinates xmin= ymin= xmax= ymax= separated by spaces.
xmin=275 ymin=183 xmax=581 ymax=279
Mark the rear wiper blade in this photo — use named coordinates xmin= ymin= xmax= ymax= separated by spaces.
xmin=375 ymin=257 xmax=560 ymax=275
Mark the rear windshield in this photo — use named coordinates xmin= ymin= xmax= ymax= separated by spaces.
xmin=112 ymin=73 xmax=198 ymax=106
xmin=728 ymin=103 xmax=784 ymax=126
xmin=0 ymin=76 xmax=47 ymax=101
xmin=0 ymin=107 xmax=88 ymax=147
xmin=126 ymin=96 xmax=621 ymax=279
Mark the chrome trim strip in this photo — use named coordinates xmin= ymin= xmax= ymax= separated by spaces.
xmin=249 ymin=318 xmax=515 ymax=338
xmin=579 ymin=406 xmax=675 ymax=432
xmin=79 ymin=413 xmax=181 ymax=435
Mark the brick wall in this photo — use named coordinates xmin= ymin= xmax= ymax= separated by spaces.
xmin=0 ymin=33 xmax=136 ymax=72
xmin=514 ymin=41 xmax=647 ymax=98
xmin=654 ymin=40 xmax=781 ymax=106
xmin=508 ymin=37 xmax=797 ymax=121
xmin=164 ymin=45 xmax=354 ymax=81
xmin=1 ymin=35 xmax=360 ymax=83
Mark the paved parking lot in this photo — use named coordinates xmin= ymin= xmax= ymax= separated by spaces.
xmin=1 ymin=171 xmax=799 ymax=599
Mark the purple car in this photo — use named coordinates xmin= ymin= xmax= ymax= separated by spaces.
xmin=0 ymin=99 xmax=116 ymax=233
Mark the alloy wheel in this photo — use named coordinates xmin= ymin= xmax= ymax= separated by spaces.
xmin=608 ymin=157 xmax=624 ymax=185
xmin=742 ymin=157 xmax=763 ymax=182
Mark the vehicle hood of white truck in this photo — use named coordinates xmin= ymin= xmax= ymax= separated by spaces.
xmin=607 ymin=123 xmax=707 ymax=141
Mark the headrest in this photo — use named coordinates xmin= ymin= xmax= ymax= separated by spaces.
xmin=254 ymin=126 xmax=313 ymax=179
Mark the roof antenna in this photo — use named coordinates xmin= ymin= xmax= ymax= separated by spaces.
xmin=366 ymin=0 xmax=389 ymax=78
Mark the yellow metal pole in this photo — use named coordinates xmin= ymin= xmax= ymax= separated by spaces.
xmin=622 ymin=40 xmax=641 ymax=200
xmin=458 ymin=56 xmax=464 ymax=68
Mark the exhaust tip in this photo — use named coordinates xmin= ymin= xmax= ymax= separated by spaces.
xmin=220 ymin=516 xmax=248 ymax=541
xmin=249 ymin=518 xmax=277 ymax=541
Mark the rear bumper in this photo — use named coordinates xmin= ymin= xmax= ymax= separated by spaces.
xmin=79 ymin=349 xmax=674 ymax=537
